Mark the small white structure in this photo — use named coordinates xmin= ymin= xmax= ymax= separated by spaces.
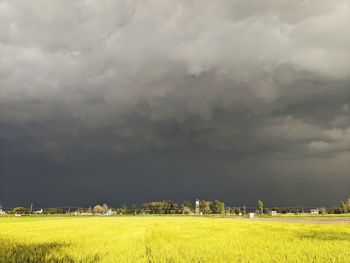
xmin=310 ymin=209 xmax=319 ymax=215
xmin=195 ymin=200 xmax=200 ymax=215
xmin=15 ymin=213 xmax=22 ymax=217
xmin=34 ymin=209 xmax=43 ymax=214
xmin=106 ymin=209 xmax=116 ymax=216
xmin=249 ymin=212 xmax=255 ymax=219
xmin=0 ymin=209 xmax=6 ymax=215
xmin=271 ymin=211 xmax=278 ymax=216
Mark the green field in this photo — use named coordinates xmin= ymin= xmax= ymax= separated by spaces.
xmin=1 ymin=216 xmax=350 ymax=262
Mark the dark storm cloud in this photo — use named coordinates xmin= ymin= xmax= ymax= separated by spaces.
xmin=1 ymin=0 xmax=350 ymax=207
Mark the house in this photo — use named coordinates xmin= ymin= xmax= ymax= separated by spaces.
xmin=310 ymin=209 xmax=319 ymax=215
xmin=249 ymin=212 xmax=255 ymax=219
xmin=0 ymin=209 xmax=6 ymax=215
xmin=271 ymin=211 xmax=278 ymax=216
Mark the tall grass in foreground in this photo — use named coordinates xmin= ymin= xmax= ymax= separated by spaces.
xmin=0 ymin=216 xmax=349 ymax=262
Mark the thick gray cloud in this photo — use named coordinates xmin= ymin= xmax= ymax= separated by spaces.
xmin=1 ymin=0 xmax=349 ymax=207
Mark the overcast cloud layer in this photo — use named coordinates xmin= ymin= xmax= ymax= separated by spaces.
xmin=1 ymin=0 xmax=349 ymax=208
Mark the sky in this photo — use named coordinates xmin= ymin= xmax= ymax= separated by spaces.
xmin=0 ymin=0 xmax=350 ymax=208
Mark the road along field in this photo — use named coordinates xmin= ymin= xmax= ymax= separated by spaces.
xmin=253 ymin=215 xmax=350 ymax=224
xmin=0 ymin=216 xmax=349 ymax=262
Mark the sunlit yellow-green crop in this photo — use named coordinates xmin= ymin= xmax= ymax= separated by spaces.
xmin=1 ymin=216 xmax=350 ymax=262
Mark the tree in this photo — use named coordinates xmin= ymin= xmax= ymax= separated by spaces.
xmin=319 ymin=207 xmax=328 ymax=215
xmin=12 ymin=207 xmax=29 ymax=214
xmin=76 ymin=207 xmax=85 ymax=213
xmin=234 ymin=207 xmax=241 ymax=215
xmin=340 ymin=201 xmax=348 ymax=214
xmin=264 ymin=208 xmax=271 ymax=215
xmin=130 ymin=204 xmax=137 ymax=215
xmin=43 ymin=208 xmax=65 ymax=214
xmin=198 ymin=200 xmax=212 ymax=214
xmin=257 ymin=200 xmax=264 ymax=215
xmin=102 ymin=203 xmax=109 ymax=212
xmin=141 ymin=200 xmax=178 ymax=214
xmin=119 ymin=204 xmax=128 ymax=214
xmin=87 ymin=207 xmax=93 ymax=214
xmin=181 ymin=201 xmax=193 ymax=214
xmin=163 ymin=200 xmax=178 ymax=214
xmin=213 ymin=200 xmax=225 ymax=215
xmin=93 ymin=204 xmax=108 ymax=214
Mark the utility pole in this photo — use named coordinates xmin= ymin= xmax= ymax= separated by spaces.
xmin=243 ymin=205 xmax=246 ymax=215
xmin=30 ymin=203 xmax=33 ymax=214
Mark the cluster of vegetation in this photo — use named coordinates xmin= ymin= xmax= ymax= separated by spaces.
xmin=1 ymin=216 xmax=350 ymax=262
xmin=5 ymin=207 xmax=66 ymax=215
xmin=64 ymin=200 xmax=227 ymax=215
xmin=2 ymin=198 xmax=350 ymax=215
xmin=339 ymin=198 xmax=350 ymax=214
xmin=1 ymin=200 xmax=227 ymax=215
xmin=140 ymin=199 xmax=226 ymax=215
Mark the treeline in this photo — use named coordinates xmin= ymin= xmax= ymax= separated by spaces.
xmin=7 ymin=207 xmax=66 ymax=215
xmin=2 ymin=198 xmax=350 ymax=215
xmin=141 ymin=199 xmax=226 ymax=214
xmin=2 ymin=199 xmax=226 ymax=215
xmin=77 ymin=199 xmax=227 ymax=215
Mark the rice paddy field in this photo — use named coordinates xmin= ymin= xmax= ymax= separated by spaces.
xmin=1 ymin=216 xmax=350 ymax=262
